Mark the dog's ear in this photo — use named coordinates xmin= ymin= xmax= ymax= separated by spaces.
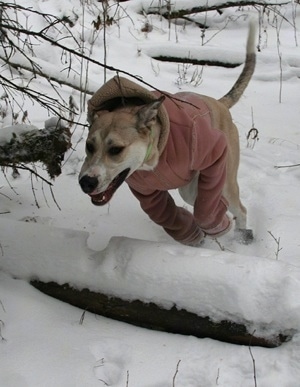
xmin=136 ymin=96 xmax=165 ymax=129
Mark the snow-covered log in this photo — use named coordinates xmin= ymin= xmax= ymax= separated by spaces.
xmin=30 ymin=280 xmax=288 ymax=348
xmin=0 ymin=219 xmax=299 ymax=348
xmin=141 ymin=0 xmax=291 ymax=19
xmin=0 ymin=118 xmax=72 ymax=178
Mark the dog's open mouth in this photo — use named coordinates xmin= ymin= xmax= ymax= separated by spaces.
xmin=89 ymin=168 xmax=130 ymax=206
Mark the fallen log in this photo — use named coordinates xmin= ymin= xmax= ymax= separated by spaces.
xmin=152 ymin=55 xmax=241 ymax=68
xmin=31 ymin=280 xmax=289 ymax=348
xmin=0 ymin=220 xmax=298 ymax=349
xmin=0 ymin=118 xmax=72 ymax=178
xmin=144 ymin=1 xmax=291 ymax=19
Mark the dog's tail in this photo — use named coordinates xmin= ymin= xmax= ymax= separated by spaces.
xmin=218 ymin=20 xmax=256 ymax=109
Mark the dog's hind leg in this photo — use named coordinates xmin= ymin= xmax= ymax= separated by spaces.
xmin=223 ymin=177 xmax=254 ymax=244
xmin=179 ymin=171 xmax=254 ymax=244
xmin=220 ymin=119 xmax=254 ymax=244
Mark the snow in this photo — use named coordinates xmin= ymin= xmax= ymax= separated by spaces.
xmin=0 ymin=124 xmax=39 ymax=144
xmin=44 ymin=117 xmax=68 ymax=130
xmin=1 ymin=0 xmax=300 ymax=386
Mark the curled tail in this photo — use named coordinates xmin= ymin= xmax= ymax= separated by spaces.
xmin=219 ymin=20 xmax=256 ymax=109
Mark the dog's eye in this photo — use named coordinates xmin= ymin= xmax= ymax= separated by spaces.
xmin=86 ymin=142 xmax=95 ymax=154
xmin=108 ymin=146 xmax=124 ymax=156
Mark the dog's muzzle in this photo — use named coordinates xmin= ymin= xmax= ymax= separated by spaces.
xmin=79 ymin=168 xmax=130 ymax=206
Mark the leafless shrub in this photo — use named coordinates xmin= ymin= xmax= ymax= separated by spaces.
xmin=268 ymin=231 xmax=283 ymax=260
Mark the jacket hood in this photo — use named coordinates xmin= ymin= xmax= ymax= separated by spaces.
xmin=87 ymin=76 xmax=170 ymax=153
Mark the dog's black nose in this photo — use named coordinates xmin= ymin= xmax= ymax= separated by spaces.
xmin=79 ymin=175 xmax=98 ymax=194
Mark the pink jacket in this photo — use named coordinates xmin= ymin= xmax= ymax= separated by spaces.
xmin=126 ymin=91 xmax=228 ymax=244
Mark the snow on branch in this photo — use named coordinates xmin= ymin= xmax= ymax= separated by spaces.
xmin=141 ymin=0 xmax=292 ymax=18
xmin=0 ymin=118 xmax=72 ymax=178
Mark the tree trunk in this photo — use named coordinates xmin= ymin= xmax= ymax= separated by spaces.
xmin=31 ymin=280 xmax=290 ymax=348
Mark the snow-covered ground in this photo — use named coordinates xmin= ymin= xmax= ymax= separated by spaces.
xmin=1 ymin=1 xmax=300 ymax=386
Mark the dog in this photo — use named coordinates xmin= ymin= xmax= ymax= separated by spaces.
xmin=79 ymin=22 xmax=256 ymax=246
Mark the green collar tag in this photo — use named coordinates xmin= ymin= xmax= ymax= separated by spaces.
xmin=144 ymin=129 xmax=154 ymax=163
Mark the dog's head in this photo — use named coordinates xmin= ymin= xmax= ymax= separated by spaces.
xmin=79 ymin=97 xmax=164 ymax=206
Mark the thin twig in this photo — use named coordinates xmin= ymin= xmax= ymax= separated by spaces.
xmin=49 ymin=185 xmax=61 ymax=211
xmin=0 ymin=320 xmax=6 ymax=342
xmin=79 ymin=310 xmax=87 ymax=325
xmin=213 ymin=238 xmax=234 ymax=253
xmin=173 ymin=360 xmax=181 ymax=387
xmin=1 ymin=163 xmax=62 ymax=209
xmin=249 ymin=331 xmax=258 ymax=387
xmin=0 ymin=299 xmax=5 ymax=312
xmin=214 ymin=238 xmax=226 ymax=251
xmin=30 ymin=171 xmax=40 ymax=208
xmin=216 ymin=367 xmax=220 ymax=385
xmin=275 ymin=163 xmax=300 ymax=169
xmin=268 ymin=231 xmax=283 ymax=260
xmin=3 ymin=164 xmax=53 ymax=186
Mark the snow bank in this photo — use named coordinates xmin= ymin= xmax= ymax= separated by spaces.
xmin=1 ymin=218 xmax=299 ymax=338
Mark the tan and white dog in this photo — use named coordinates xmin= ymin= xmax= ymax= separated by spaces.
xmin=79 ymin=22 xmax=256 ymax=244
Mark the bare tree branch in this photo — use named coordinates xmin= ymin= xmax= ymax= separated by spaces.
xmin=0 ymin=54 xmax=95 ymax=95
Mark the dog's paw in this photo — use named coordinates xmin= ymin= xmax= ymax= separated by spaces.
xmin=234 ymin=228 xmax=254 ymax=245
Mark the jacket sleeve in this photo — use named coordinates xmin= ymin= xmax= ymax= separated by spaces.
xmin=191 ymin=129 xmax=229 ymax=230
xmin=129 ymin=187 xmax=203 ymax=244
